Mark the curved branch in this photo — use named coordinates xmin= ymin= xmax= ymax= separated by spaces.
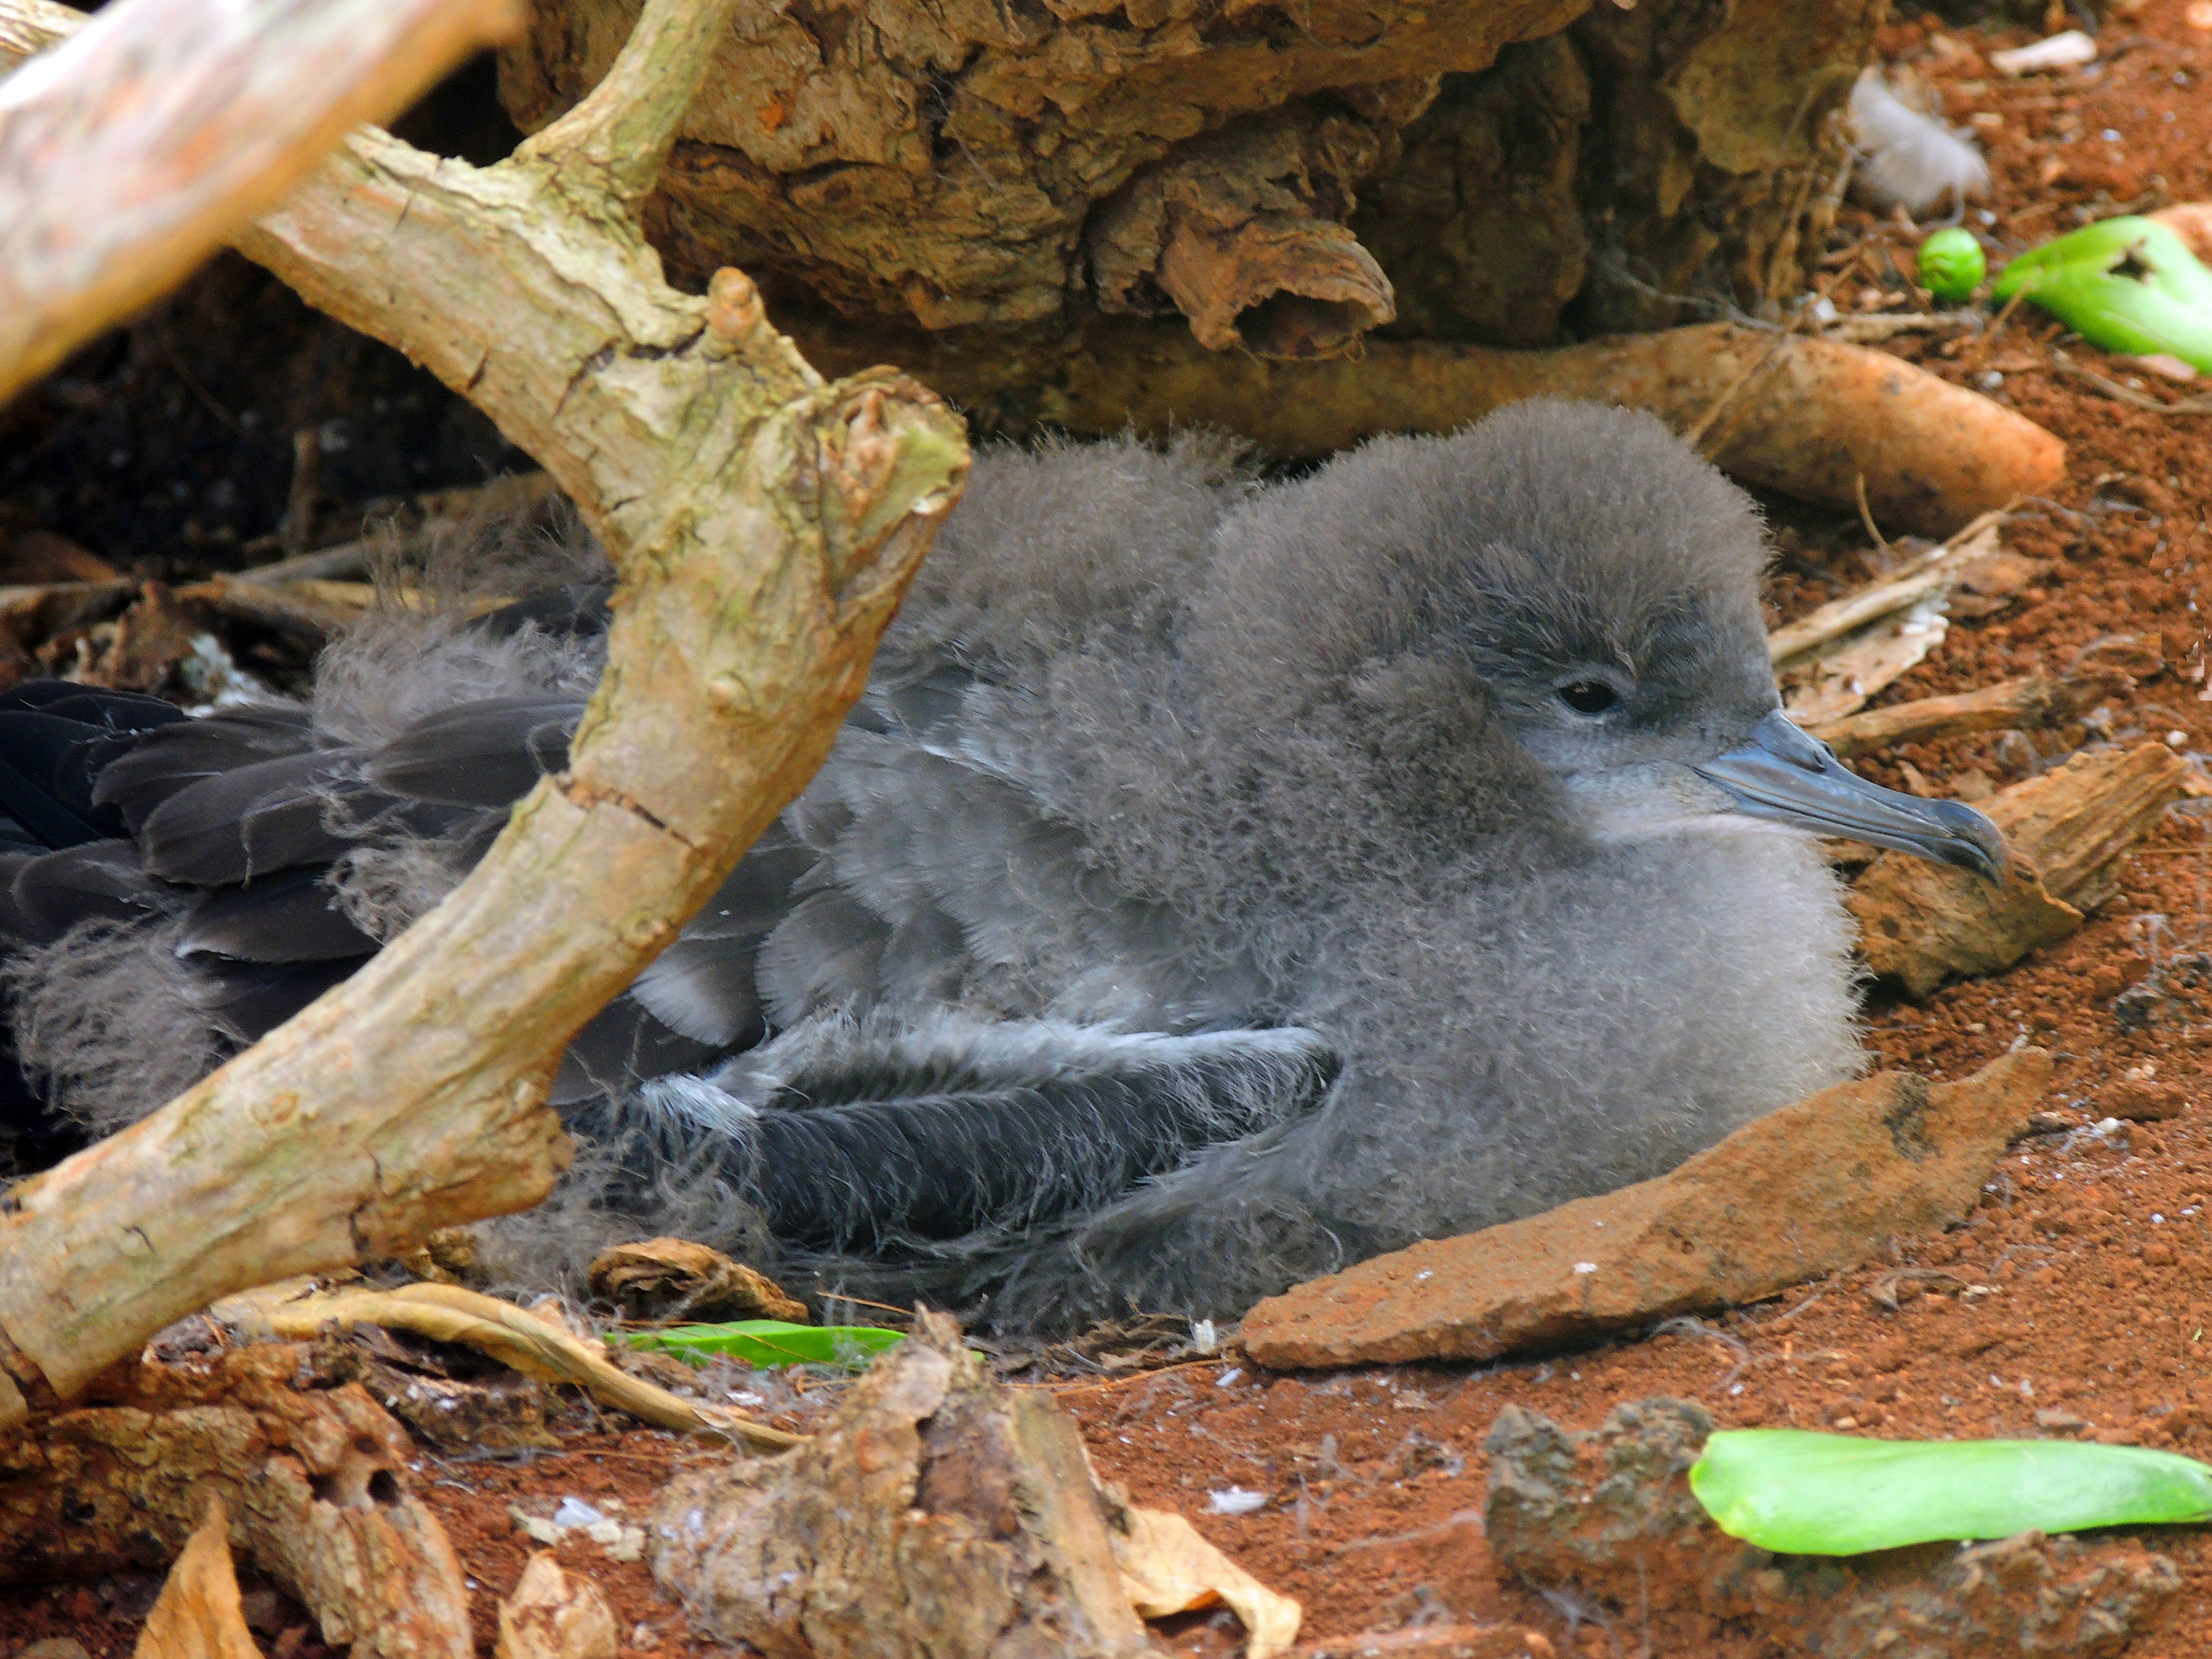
xmin=0 ymin=0 xmax=969 ymax=1427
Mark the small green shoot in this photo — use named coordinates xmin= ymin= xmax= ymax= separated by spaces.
xmin=1991 ymin=216 xmax=2212 ymax=372
xmin=1917 ymin=227 xmax=1986 ymax=303
xmin=621 ymin=1320 xmax=907 ymax=1370
xmin=1690 ymin=1429 xmax=2212 ymax=1555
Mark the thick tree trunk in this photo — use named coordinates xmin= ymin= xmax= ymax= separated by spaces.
xmin=501 ymin=0 xmax=1881 ymax=376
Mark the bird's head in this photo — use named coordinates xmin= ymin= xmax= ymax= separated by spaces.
xmin=1196 ymin=400 xmax=2004 ymax=879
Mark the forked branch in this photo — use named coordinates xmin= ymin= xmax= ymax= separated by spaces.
xmin=0 ymin=0 xmax=968 ymax=1428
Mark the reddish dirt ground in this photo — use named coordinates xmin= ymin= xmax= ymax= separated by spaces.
xmin=9 ymin=4 xmax=2212 ymax=1654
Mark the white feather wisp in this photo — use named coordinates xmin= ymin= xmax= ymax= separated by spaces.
xmin=1849 ymin=70 xmax=1990 ymax=217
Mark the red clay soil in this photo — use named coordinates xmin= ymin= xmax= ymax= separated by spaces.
xmin=10 ymin=5 xmax=2212 ymax=1655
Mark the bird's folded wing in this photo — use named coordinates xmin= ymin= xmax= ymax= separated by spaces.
xmin=610 ymin=1020 xmax=1341 ymax=1251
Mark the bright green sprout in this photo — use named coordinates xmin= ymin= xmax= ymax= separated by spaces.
xmin=1917 ymin=227 xmax=1986 ymax=303
xmin=620 ymin=1319 xmax=907 ymax=1370
xmin=1991 ymin=216 xmax=2212 ymax=373
xmin=1690 ymin=1429 xmax=2212 ymax=1555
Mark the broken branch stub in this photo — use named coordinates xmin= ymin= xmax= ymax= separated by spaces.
xmin=651 ymin=1310 xmax=1300 ymax=1658
xmin=0 ymin=0 xmax=969 ymax=1429
xmin=0 ymin=0 xmax=526 ymax=403
xmin=1851 ymin=743 xmax=2193 ymax=998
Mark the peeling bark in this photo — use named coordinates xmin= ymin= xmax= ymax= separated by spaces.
xmin=0 ymin=1344 xmax=473 ymax=1658
xmin=505 ymin=0 xmax=1879 ymax=367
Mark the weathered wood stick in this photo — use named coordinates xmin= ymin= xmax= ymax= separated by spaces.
xmin=797 ymin=316 xmax=2066 ymax=537
xmin=0 ymin=0 xmax=968 ymax=1428
xmin=1850 ymin=743 xmax=2193 ymax=997
xmin=1807 ymin=670 xmax=2127 ymax=761
xmin=0 ymin=0 xmax=525 ymax=403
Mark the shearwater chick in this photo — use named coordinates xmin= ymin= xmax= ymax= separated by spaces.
xmin=0 ymin=402 xmax=2001 ymax=1328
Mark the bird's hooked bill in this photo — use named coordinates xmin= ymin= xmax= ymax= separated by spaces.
xmin=1694 ymin=709 xmax=2008 ymax=880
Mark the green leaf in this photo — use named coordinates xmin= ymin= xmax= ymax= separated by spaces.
xmin=1690 ymin=1429 xmax=2212 ymax=1555
xmin=621 ymin=1320 xmax=907 ymax=1370
xmin=1991 ymin=216 xmax=2212 ymax=372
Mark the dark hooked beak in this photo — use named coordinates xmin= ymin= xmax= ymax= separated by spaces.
xmin=1694 ymin=709 xmax=2007 ymax=880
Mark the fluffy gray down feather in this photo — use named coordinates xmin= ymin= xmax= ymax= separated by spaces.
xmin=6 ymin=404 xmax=1866 ymax=1328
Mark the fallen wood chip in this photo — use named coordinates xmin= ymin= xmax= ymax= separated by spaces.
xmin=0 ymin=1342 xmax=470 ymax=1657
xmin=132 ymin=1498 xmax=258 ymax=1659
xmin=1484 ymin=1397 xmax=2177 ymax=1656
xmin=651 ymin=1309 xmax=1299 ymax=1658
xmin=587 ymin=1237 xmax=809 ymax=1323
xmin=1239 ymin=1050 xmax=2049 ymax=1369
xmin=495 ymin=1552 xmax=618 ymax=1659
xmin=1850 ymin=742 xmax=2193 ymax=997
xmin=1807 ymin=669 xmax=2126 ymax=761
xmin=1767 ymin=511 xmax=2005 ymax=666
xmin=214 ymin=1279 xmax=799 ymax=1450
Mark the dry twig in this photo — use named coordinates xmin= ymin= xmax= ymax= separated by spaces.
xmin=1807 ymin=670 xmax=2127 ymax=760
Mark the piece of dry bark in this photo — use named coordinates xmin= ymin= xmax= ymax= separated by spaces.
xmin=1239 ymin=1051 xmax=2049 ymax=1369
xmin=651 ymin=1309 xmax=1299 ymax=1658
xmin=505 ymin=0 xmax=1872 ymax=349
xmin=0 ymin=1343 xmax=471 ymax=1657
xmin=1808 ymin=670 xmax=2128 ymax=762
xmin=0 ymin=0 xmax=968 ymax=1432
xmin=589 ymin=1238 xmax=809 ymax=1323
xmin=1291 ymin=1631 xmax=1557 ymax=1659
xmin=1089 ymin=113 xmax=1398 ymax=360
xmin=495 ymin=1553 xmax=618 ymax=1659
xmin=132 ymin=1498 xmax=260 ymax=1659
xmin=802 ymin=317 xmax=2063 ymax=536
xmin=1851 ymin=743 xmax=2195 ymax=998
xmin=0 ymin=0 xmax=524 ymax=401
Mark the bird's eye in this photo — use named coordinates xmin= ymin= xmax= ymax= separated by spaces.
xmin=1557 ymin=682 xmax=1619 ymax=716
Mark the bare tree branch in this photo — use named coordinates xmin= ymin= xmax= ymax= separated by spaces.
xmin=0 ymin=0 xmax=969 ymax=1428
xmin=0 ymin=0 xmax=526 ymax=402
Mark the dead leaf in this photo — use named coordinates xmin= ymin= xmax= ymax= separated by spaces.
xmin=495 ymin=1552 xmax=619 ymax=1659
xmin=1112 ymin=1502 xmax=1302 ymax=1659
xmin=131 ymin=1497 xmax=258 ymax=1659
xmin=588 ymin=1237 xmax=809 ymax=1323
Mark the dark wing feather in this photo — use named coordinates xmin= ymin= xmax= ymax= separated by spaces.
xmin=554 ymin=996 xmax=722 ymax=1105
xmin=6 ymin=842 xmax=164 ymax=940
xmin=616 ymin=1024 xmax=1341 ymax=1251
xmin=136 ymin=749 xmax=388 ymax=884
xmin=91 ymin=704 xmax=317 ymax=835
xmin=366 ymin=696 xmax=586 ymax=807
xmin=176 ymin=867 xmax=380 ymax=963
xmin=187 ymin=956 xmax=368 ymax=1043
